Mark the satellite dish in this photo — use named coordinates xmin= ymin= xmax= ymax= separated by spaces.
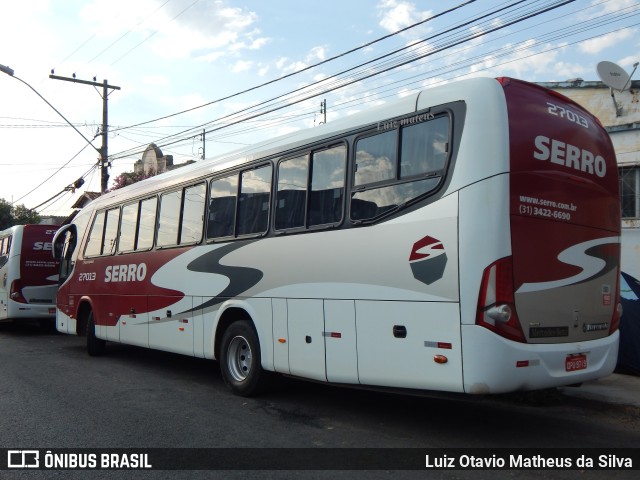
xmin=597 ymin=61 xmax=632 ymax=91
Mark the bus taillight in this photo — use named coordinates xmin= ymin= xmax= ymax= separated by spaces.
xmin=476 ymin=256 xmax=526 ymax=343
xmin=9 ymin=280 xmax=28 ymax=303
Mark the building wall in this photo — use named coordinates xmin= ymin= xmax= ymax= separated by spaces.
xmin=134 ymin=143 xmax=174 ymax=175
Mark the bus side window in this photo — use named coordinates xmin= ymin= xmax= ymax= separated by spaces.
xmin=119 ymin=197 xmax=158 ymax=253
xmin=354 ymin=130 xmax=397 ymax=187
xmin=309 ymin=145 xmax=345 ymax=226
xmin=275 ymin=144 xmax=346 ymax=231
xmin=351 ymin=115 xmax=450 ymax=222
xmin=400 ymin=116 xmax=449 ymax=178
xmin=102 ymin=207 xmax=121 ymax=256
xmin=137 ymin=197 xmax=157 ymax=250
xmin=276 ymin=154 xmax=308 ymax=230
xmin=208 ymin=174 xmax=238 ymax=239
xmin=85 ymin=212 xmax=106 ymax=257
xmin=157 ymin=190 xmax=182 ymax=247
xmin=237 ymin=165 xmax=272 ymax=236
xmin=119 ymin=202 xmax=139 ymax=253
xmin=180 ymin=183 xmax=206 ymax=244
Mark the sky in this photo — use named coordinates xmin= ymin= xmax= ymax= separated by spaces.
xmin=0 ymin=0 xmax=639 ymax=217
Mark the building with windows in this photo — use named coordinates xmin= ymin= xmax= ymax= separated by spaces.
xmin=538 ymin=79 xmax=640 ymax=278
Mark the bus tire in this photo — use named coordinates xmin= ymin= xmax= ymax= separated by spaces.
xmin=220 ymin=320 xmax=270 ymax=397
xmin=86 ymin=311 xmax=106 ymax=357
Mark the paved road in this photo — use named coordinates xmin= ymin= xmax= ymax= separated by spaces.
xmin=1 ymin=322 xmax=639 ymax=480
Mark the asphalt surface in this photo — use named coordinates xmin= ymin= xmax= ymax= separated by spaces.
xmin=558 ymin=372 xmax=640 ymax=407
xmin=0 ymin=321 xmax=638 ymax=480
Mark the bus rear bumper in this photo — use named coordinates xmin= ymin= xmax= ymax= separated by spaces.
xmin=7 ymin=301 xmax=57 ymax=320
xmin=461 ymin=325 xmax=619 ymax=394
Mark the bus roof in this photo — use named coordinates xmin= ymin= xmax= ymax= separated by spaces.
xmin=90 ymin=77 xmax=506 ymax=212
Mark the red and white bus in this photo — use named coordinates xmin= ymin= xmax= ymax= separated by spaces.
xmin=52 ymin=77 xmax=621 ymax=396
xmin=1 ymin=224 xmax=59 ymax=322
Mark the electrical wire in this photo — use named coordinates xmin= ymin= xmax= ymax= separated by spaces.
xmin=8 ymin=0 xmax=638 ymax=208
xmin=108 ymin=0 xmax=578 ymax=161
xmin=108 ymin=0 xmax=479 ymax=134
xmin=12 ymin=142 xmax=95 ymax=205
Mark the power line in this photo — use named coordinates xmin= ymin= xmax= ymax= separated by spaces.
xmin=9 ymin=0 xmax=637 ymax=208
xmin=12 ymin=143 xmax=95 ymax=205
xmin=108 ymin=0 xmax=636 ymax=167
xmin=108 ymin=0 xmax=479 ymax=134
xmin=109 ymin=0 xmax=577 ymax=161
xmin=50 ymin=0 xmax=639 ymax=205
xmin=110 ymin=0 xmax=202 ymax=66
xmin=87 ymin=0 xmax=174 ymax=66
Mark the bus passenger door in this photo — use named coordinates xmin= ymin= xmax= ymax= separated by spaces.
xmin=324 ymin=300 xmax=358 ymax=384
xmin=287 ymin=299 xmax=326 ymax=381
xmin=52 ymin=224 xmax=77 ymax=333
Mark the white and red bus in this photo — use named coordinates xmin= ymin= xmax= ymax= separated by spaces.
xmin=1 ymin=224 xmax=59 ymax=322
xmin=52 ymin=77 xmax=621 ymax=396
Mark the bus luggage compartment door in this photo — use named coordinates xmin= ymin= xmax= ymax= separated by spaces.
xmin=355 ymin=300 xmax=463 ymax=392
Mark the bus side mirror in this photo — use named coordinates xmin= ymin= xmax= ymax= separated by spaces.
xmin=52 ymin=224 xmax=75 ymax=260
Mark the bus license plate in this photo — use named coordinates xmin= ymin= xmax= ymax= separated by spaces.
xmin=566 ymin=354 xmax=587 ymax=372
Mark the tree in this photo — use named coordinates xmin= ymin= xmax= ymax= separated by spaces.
xmin=109 ymin=170 xmax=156 ymax=191
xmin=0 ymin=199 xmax=12 ymax=230
xmin=0 ymin=198 xmax=41 ymax=230
xmin=12 ymin=204 xmax=41 ymax=225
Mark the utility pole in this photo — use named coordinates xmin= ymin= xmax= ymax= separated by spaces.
xmin=320 ymin=99 xmax=327 ymax=124
xmin=202 ymin=128 xmax=206 ymax=160
xmin=49 ymin=74 xmax=121 ymax=193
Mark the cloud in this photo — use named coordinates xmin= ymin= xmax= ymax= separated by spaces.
xmin=590 ymin=0 xmax=637 ymax=15
xmin=306 ymin=46 xmax=328 ymax=62
xmin=231 ymin=60 xmax=253 ymax=73
xmin=376 ymin=0 xmax=433 ymax=35
xmin=579 ymin=29 xmax=634 ymax=55
xmin=78 ymin=0 xmax=265 ymax=62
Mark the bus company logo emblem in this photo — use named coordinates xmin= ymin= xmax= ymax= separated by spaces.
xmin=583 ymin=322 xmax=609 ymax=333
xmin=8 ymin=450 xmax=39 ymax=468
xmin=409 ymin=236 xmax=447 ymax=285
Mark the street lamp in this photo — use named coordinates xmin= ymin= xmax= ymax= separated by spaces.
xmin=0 ymin=63 xmax=101 ymax=153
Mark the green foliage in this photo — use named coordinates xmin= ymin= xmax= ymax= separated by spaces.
xmin=0 ymin=199 xmax=12 ymax=230
xmin=12 ymin=204 xmax=41 ymax=225
xmin=0 ymin=198 xmax=41 ymax=230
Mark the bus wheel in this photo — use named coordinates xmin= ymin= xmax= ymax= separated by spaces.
xmin=86 ymin=311 xmax=106 ymax=357
xmin=220 ymin=320 xmax=269 ymax=397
